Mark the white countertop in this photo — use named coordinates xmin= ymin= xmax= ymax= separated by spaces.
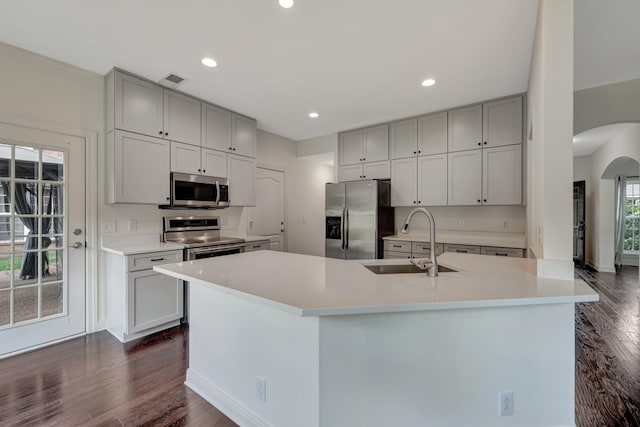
xmin=384 ymin=231 xmax=527 ymax=249
xmin=102 ymin=241 xmax=184 ymax=256
xmin=154 ymin=251 xmax=598 ymax=317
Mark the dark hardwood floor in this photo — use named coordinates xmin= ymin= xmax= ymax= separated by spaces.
xmin=575 ymin=265 xmax=640 ymax=427
xmin=0 ymin=325 xmax=237 ymax=426
xmin=1 ymin=267 xmax=638 ymax=426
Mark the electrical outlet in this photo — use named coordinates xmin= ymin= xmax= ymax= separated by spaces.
xmin=256 ymin=377 xmax=266 ymax=402
xmin=500 ymin=219 xmax=509 ymax=230
xmin=128 ymin=220 xmax=137 ymax=232
xmin=458 ymin=219 xmax=465 ymax=229
xmin=500 ymin=392 xmax=514 ymax=416
xmin=101 ymin=222 xmax=116 ymax=233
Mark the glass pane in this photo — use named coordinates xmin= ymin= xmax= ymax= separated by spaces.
xmin=44 ymin=235 xmax=64 ymax=250
xmin=13 ymin=252 xmax=39 ymax=285
xmin=13 ymin=183 xmax=38 ymax=216
xmin=41 ymin=283 xmax=63 ymax=318
xmin=42 ymin=184 xmax=64 ymax=216
xmin=0 ymin=252 xmax=10 ymax=290
xmin=0 ymin=290 xmax=9 ymax=326
xmin=41 ymin=250 xmax=63 ymax=283
xmin=0 ymin=143 xmax=11 ymax=178
xmin=42 ymin=150 xmax=64 ymax=182
xmin=13 ymin=286 xmax=37 ymax=323
xmin=14 ymin=146 xmax=39 ymax=180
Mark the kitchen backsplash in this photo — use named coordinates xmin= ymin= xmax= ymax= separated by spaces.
xmin=394 ymin=205 xmax=526 ymax=234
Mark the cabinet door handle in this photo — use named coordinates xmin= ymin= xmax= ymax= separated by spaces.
xmin=477 ymin=142 xmax=481 ymax=146
xmin=158 ymin=131 xmax=163 ymax=136
xmin=418 ymin=200 xmax=421 ymax=204
xmin=495 ymin=253 xmax=509 ymax=256
xmin=150 ymin=257 xmax=165 ymax=262
xmin=203 ymin=169 xmax=206 ymax=173
xmin=483 ymin=199 xmax=487 ymax=202
xmin=229 ymin=147 xmax=233 ymax=150
xmin=418 ymin=150 xmax=421 ymax=154
xmin=165 ymin=132 xmax=168 ymax=136
xmin=252 ymin=245 xmax=262 ymax=249
xmin=477 ymin=199 xmax=481 ymax=203
xmin=363 ymin=157 xmax=366 ymax=161
xmin=233 ymin=148 xmax=236 ymax=151
xmin=392 ymin=244 xmax=402 ymax=248
xmin=413 ymin=151 xmax=417 ymax=154
xmin=483 ymin=141 xmax=487 ymax=145
xmin=198 ymin=168 xmax=201 ymax=172
xmin=456 ymin=249 xmax=468 ymax=253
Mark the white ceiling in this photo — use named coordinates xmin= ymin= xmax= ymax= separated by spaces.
xmin=572 ymin=123 xmax=635 ymax=157
xmin=0 ymin=1 xmax=637 ymax=142
xmin=574 ymin=0 xmax=640 ymax=91
xmin=0 ymin=0 xmax=539 ymax=141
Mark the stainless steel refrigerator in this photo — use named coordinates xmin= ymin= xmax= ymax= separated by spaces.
xmin=325 ymin=179 xmax=394 ymax=259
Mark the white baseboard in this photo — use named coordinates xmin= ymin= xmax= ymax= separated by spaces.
xmin=186 ymin=369 xmax=273 ymax=427
xmin=0 ymin=332 xmax=86 ymax=360
xmin=591 ymin=263 xmax=616 ymax=273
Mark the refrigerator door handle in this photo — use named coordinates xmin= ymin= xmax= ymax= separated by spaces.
xmin=340 ymin=207 xmax=346 ymax=250
xmin=344 ymin=207 xmax=349 ymax=250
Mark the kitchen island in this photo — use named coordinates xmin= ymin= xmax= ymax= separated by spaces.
xmin=154 ymin=251 xmax=598 ymax=427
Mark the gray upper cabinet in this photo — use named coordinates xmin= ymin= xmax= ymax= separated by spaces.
xmin=363 ymin=124 xmax=389 ymax=162
xmin=447 ymin=104 xmax=483 ymax=152
xmin=108 ymin=70 xmax=202 ymax=145
xmin=418 ymin=112 xmax=447 ymax=156
xmin=111 ymin=71 xmax=164 ymax=137
xmin=390 ymin=118 xmax=418 ymax=159
xmin=231 ymin=114 xmax=257 ymax=158
xmin=163 ymin=90 xmax=201 ymax=146
xmin=390 ymin=113 xmax=447 ymax=159
xmin=339 ymin=130 xmax=365 ymax=165
xmin=483 ymin=96 xmax=523 ymax=148
xmin=339 ymin=124 xmax=389 ymax=166
xmin=202 ymin=103 xmax=232 ymax=152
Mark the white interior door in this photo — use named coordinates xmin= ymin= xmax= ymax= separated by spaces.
xmin=250 ymin=167 xmax=285 ymax=251
xmin=0 ymin=123 xmax=85 ymax=357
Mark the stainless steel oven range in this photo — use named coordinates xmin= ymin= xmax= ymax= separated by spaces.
xmin=163 ymin=215 xmax=245 ymax=322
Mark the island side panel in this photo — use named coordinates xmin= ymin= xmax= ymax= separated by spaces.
xmin=187 ymin=281 xmax=320 ymax=427
xmin=319 ymin=304 xmax=575 ymax=427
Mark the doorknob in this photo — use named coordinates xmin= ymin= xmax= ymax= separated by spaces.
xmin=71 ymin=241 xmax=84 ymax=249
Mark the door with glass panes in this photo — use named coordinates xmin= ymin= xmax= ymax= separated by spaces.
xmin=0 ymin=123 xmax=85 ymax=357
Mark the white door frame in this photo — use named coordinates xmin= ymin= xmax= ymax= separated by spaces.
xmin=255 ymin=164 xmax=286 ymax=251
xmin=0 ymin=114 xmax=99 ymax=337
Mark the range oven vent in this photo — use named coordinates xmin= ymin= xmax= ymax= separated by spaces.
xmin=159 ymin=73 xmax=186 ymax=89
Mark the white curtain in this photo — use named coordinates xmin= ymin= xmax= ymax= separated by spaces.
xmin=614 ymin=175 xmax=626 ymax=269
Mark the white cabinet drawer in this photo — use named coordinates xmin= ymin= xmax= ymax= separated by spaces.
xmin=384 ymin=251 xmax=411 ymax=259
xmin=127 ymin=250 xmax=183 ymax=272
xmin=245 ymin=241 xmax=270 ymax=252
xmin=443 ymin=244 xmax=481 ymax=255
xmin=411 ymin=242 xmax=444 ymax=257
xmin=480 ymin=246 xmax=524 ymax=258
xmin=383 ymin=240 xmax=411 ymax=253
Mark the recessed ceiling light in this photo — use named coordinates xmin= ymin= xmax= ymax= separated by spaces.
xmin=309 ymin=112 xmax=319 ymax=118
xmin=201 ymin=57 xmax=218 ymax=68
xmin=421 ymin=79 xmax=436 ymax=87
xmin=279 ymin=0 xmax=294 ymax=8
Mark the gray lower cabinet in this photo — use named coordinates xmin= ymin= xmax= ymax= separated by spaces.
xmin=443 ymin=244 xmax=482 ymax=255
xmin=411 ymin=242 xmax=445 ymax=257
xmin=480 ymin=246 xmax=524 ymax=257
xmin=384 ymin=240 xmax=523 ymax=259
xmin=106 ymin=249 xmax=184 ymax=343
xmin=245 ymin=240 xmax=270 ymax=252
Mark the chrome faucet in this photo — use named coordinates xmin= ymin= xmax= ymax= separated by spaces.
xmin=401 ymin=208 xmax=438 ymax=277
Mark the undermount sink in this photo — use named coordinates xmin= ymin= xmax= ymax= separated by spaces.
xmin=363 ymin=264 xmax=457 ymax=275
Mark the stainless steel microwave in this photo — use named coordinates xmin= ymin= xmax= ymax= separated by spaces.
xmin=168 ymin=172 xmax=230 ymax=208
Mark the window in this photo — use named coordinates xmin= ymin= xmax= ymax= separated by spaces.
xmin=624 ymin=179 xmax=640 ymax=253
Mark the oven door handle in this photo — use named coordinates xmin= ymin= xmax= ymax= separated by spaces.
xmin=189 ymin=244 xmax=245 ymax=255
